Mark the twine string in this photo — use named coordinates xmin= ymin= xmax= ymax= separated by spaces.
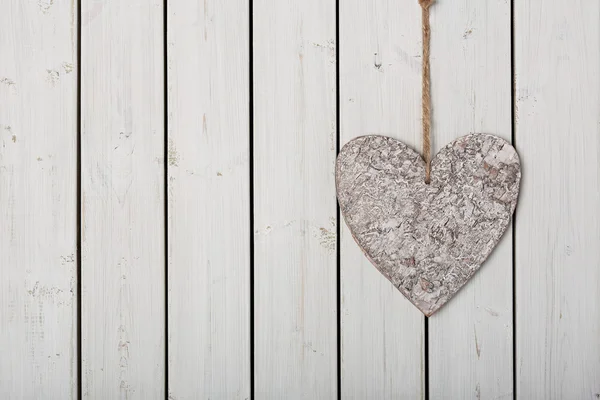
xmin=419 ymin=0 xmax=433 ymax=183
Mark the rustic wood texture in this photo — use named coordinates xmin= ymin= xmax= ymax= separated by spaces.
xmin=426 ymin=1 xmax=515 ymax=398
xmin=167 ymin=0 xmax=250 ymax=397
xmin=0 ymin=0 xmax=78 ymax=398
xmin=515 ymin=0 xmax=600 ymax=398
xmin=2 ymin=0 xmax=600 ymax=397
xmin=81 ymin=0 xmax=165 ymax=398
xmin=340 ymin=0 xmax=425 ymax=397
xmin=337 ymin=134 xmax=520 ymax=316
xmin=253 ymin=0 xmax=338 ymax=397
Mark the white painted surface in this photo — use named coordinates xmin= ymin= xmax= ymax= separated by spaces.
xmin=0 ymin=0 xmax=78 ymax=398
xmin=253 ymin=0 xmax=338 ymax=397
xmin=427 ymin=1 xmax=514 ymax=399
xmin=167 ymin=0 xmax=250 ymax=398
xmin=81 ymin=0 xmax=165 ymax=398
xmin=1 ymin=0 xmax=600 ymax=398
xmin=515 ymin=0 xmax=600 ymax=398
xmin=340 ymin=0 xmax=425 ymax=398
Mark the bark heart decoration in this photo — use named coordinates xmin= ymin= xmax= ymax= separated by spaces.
xmin=336 ymin=134 xmax=521 ymax=316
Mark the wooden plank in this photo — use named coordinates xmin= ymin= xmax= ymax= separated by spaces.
xmin=253 ymin=0 xmax=337 ymax=397
xmin=81 ymin=1 xmax=165 ymax=398
xmin=0 ymin=0 xmax=78 ymax=398
xmin=339 ymin=0 xmax=424 ymax=397
xmin=427 ymin=1 xmax=514 ymax=398
xmin=166 ymin=0 xmax=250 ymax=398
xmin=515 ymin=1 xmax=600 ymax=398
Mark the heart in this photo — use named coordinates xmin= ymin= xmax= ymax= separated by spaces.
xmin=336 ymin=134 xmax=521 ymax=316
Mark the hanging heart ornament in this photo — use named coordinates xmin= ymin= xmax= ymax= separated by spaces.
xmin=336 ymin=134 xmax=521 ymax=316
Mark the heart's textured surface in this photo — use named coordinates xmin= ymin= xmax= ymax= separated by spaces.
xmin=336 ymin=134 xmax=521 ymax=316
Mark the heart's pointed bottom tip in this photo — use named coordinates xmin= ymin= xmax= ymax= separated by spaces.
xmin=418 ymin=306 xmax=436 ymax=318
xmin=423 ymin=309 xmax=436 ymax=318
xmin=411 ymin=299 xmax=441 ymax=317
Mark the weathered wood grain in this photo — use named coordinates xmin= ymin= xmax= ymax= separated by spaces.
xmin=167 ymin=0 xmax=250 ymax=398
xmin=426 ymin=1 xmax=515 ymax=398
xmin=340 ymin=0 xmax=425 ymax=397
xmin=81 ymin=1 xmax=165 ymax=398
xmin=336 ymin=134 xmax=520 ymax=316
xmin=0 ymin=0 xmax=78 ymax=398
xmin=515 ymin=0 xmax=600 ymax=398
xmin=253 ymin=0 xmax=338 ymax=396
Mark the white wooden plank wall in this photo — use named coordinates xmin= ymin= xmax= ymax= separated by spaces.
xmin=1 ymin=0 xmax=600 ymax=398
xmin=81 ymin=0 xmax=165 ymax=398
xmin=0 ymin=0 xmax=78 ymax=398
xmin=428 ymin=2 xmax=514 ymax=399
xmin=339 ymin=0 xmax=425 ymax=398
xmin=167 ymin=0 xmax=250 ymax=398
xmin=515 ymin=0 xmax=600 ymax=398
xmin=252 ymin=0 xmax=338 ymax=397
